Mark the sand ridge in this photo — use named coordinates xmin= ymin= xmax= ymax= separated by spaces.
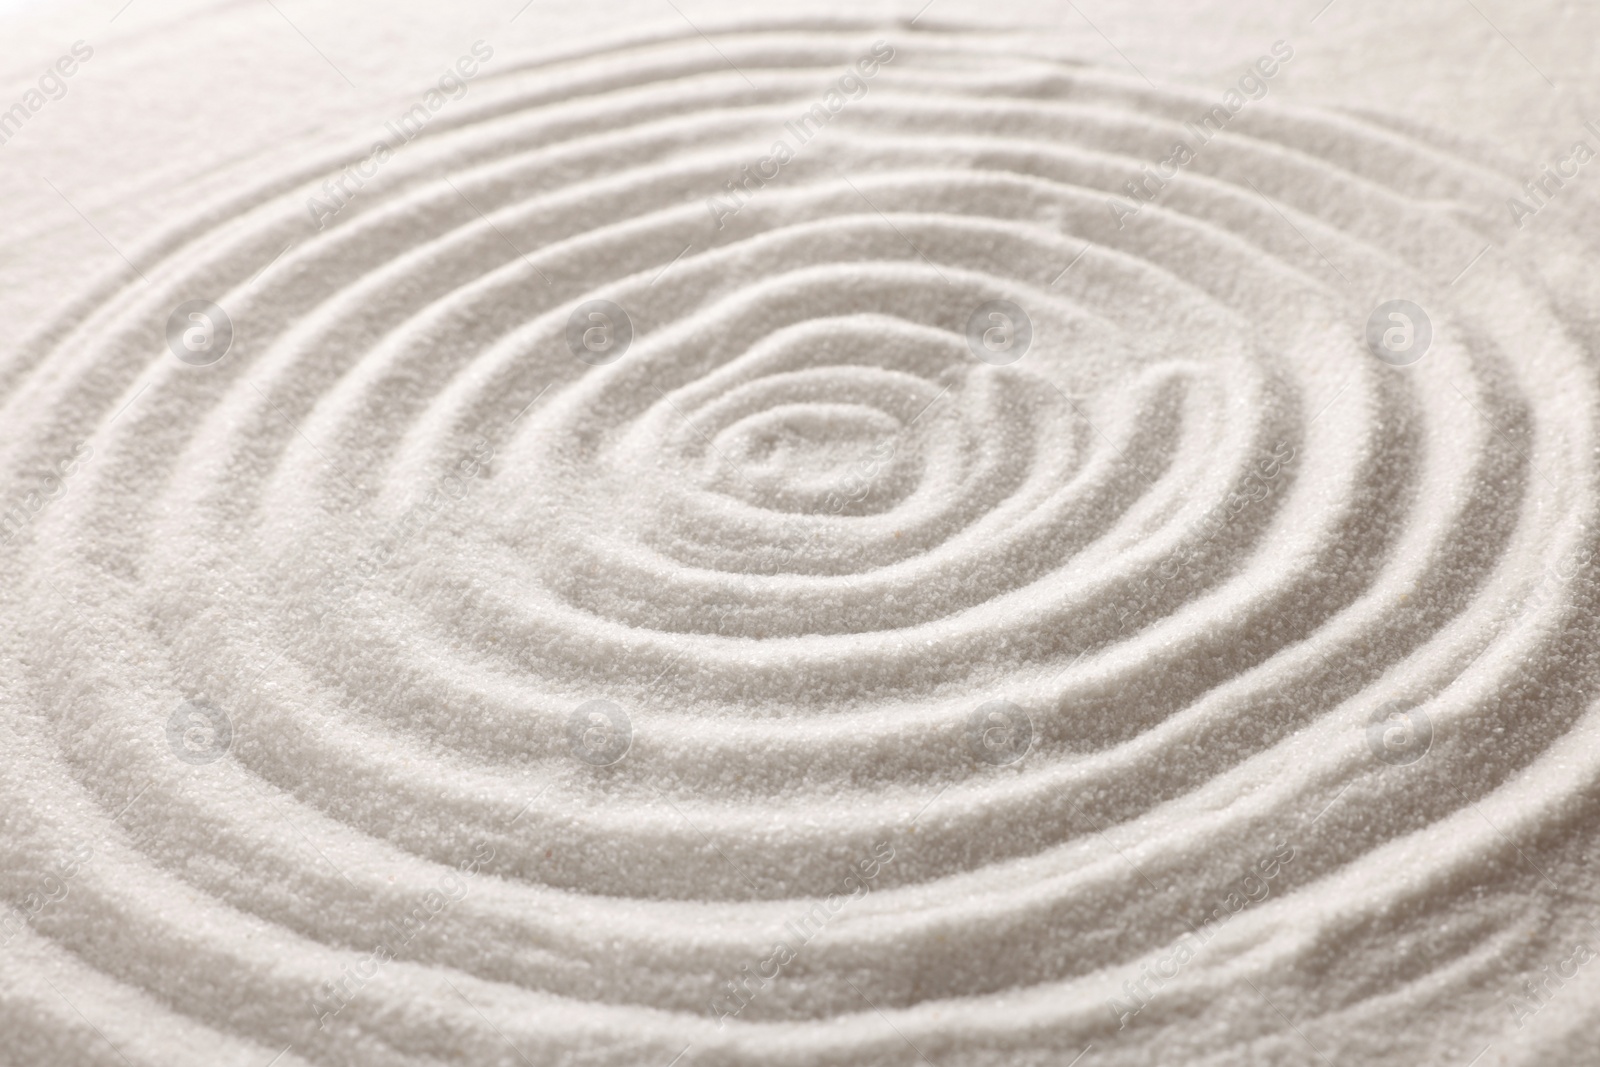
xmin=2 ymin=13 xmax=1600 ymax=1067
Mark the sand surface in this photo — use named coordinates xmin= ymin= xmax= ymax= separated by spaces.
xmin=3 ymin=2 xmax=1600 ymax=1065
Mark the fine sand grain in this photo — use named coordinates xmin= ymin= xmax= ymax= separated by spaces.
xmin=3 ymin=5 xmax=1600 ymax=1066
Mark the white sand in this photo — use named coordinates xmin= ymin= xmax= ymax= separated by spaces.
xmin=3 ymin=2 xmax=1600 ymax=1065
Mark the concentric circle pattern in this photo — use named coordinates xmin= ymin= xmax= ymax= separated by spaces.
xmin=4 ymin=21 xmax=1600 ymax=1067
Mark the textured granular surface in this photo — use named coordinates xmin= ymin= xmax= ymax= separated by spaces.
xmin=2 ymin=3 xmax=1600 ymax=1065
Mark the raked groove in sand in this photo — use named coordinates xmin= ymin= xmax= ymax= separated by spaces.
xmin=3 ymin=19 xmax=1600 ymax=1067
